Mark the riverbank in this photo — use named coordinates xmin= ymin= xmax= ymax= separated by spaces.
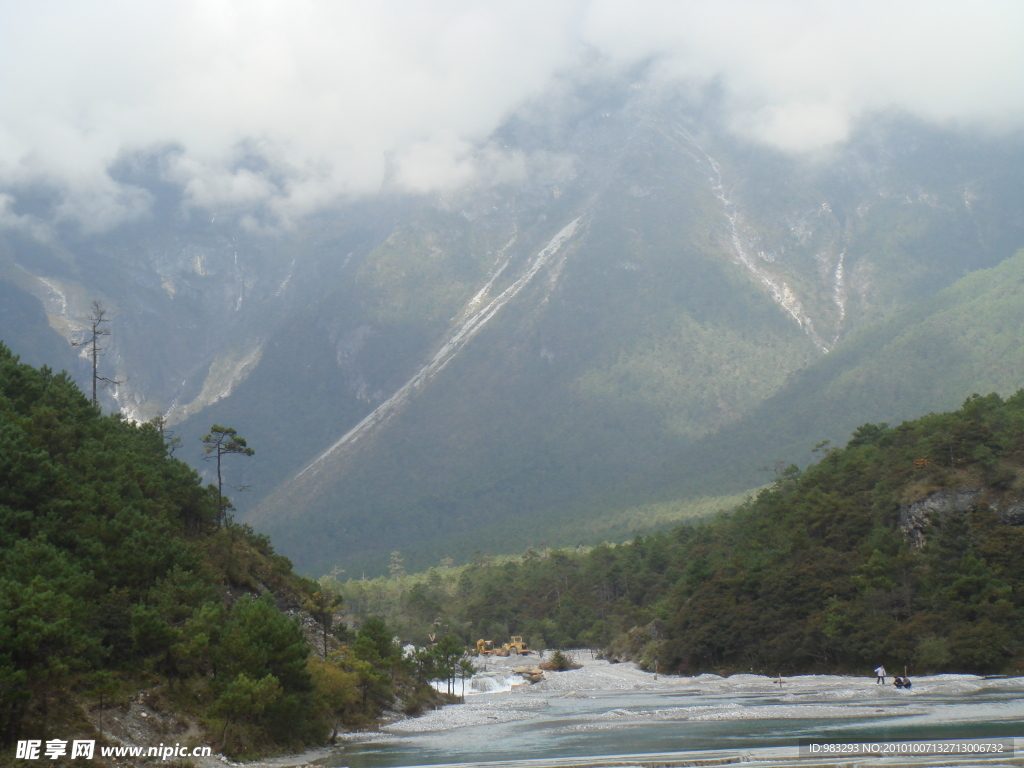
xmin=330 ymin=653 xmax=1024 ymax=767
xmin=375 ymin=653 xmax=943 ymax=735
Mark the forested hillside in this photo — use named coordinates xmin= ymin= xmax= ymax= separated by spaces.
xmin=7 ymin=81 xmax=1024 ymax=580
xmin=657 ymin=247 xmax=1024 ymax=507
xmin=332 ymin=391 xmax=1024 ymax=675
xmin=0 ymin=345 xmax=447 ymax=759
xmin=242 ymin=113 xmax=1024 ymax=578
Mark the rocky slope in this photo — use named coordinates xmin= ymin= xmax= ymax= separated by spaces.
xmin=3 ymin=80 xmax=1024 ymax=575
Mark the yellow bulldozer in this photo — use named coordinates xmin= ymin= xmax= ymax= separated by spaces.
xmin=504 ymin=636 xmax=529 ymax=655
xmin=476 ymin=636 xmax=532 ymax=656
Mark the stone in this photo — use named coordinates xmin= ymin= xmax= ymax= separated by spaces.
xmin=897 ymin=489 xmax=982 ymax=548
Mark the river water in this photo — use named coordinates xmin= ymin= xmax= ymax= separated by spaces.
xmin=328 ymin=657 xmax=1024 ymax=767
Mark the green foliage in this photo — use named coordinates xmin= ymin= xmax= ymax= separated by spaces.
xmin=305 ymin=589 xmax=344 ymax=658
xmin=308 ymin=656 xmax=359 ymax=737
xmin=201 ymin=424 xmax=255 ymax=528
xmin=239 ymin=132 xmax=1024 ymax=579
xmin=353 ymin=617 xmax=400 ymax=667
xmin=336 ymin=391 xmax=1024 ymax=677
xmin=546 ymin=650 xmax=579 ymax=671
xmin=302 ymin=616 xmax=444 ymax=726
xmin=216 ymin=595 xmax=312 ymax=695
xmin=213 ymin=673 xmax=282 ymax=754
xmin=0 ymin=344 xmax=433 ymax=754
xmin=426 ymin=635 xmax=468 ymax=696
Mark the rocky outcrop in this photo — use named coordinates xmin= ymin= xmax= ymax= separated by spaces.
xmin=994 ymin=500 xmax=1024 ymax=526
xmin=898 ymin=489 xmax=1024 ymax=547
xmin=897 ymin=489 xmax=983 ymax=548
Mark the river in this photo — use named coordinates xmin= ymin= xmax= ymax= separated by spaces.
xmin=327 ymin=655 xmax=1024 ymax=767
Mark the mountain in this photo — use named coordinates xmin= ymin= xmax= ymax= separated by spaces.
xmin=332 ymin=389 xmax=1024 ymax=676
xmin=3 ymin=79 xmax=1024 ymax=576
xmin=240 ymin=95 xmax=1024 ymax=576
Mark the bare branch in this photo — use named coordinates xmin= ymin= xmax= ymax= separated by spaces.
xmin=72 ymin=301 xmax=122 ymax=408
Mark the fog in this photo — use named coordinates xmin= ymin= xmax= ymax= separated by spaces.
xmin=1 ymin=0 xmax=1022 ymax=229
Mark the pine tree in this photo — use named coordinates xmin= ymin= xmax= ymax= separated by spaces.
xmin=201 ymin=425 xmax=255 ymax=527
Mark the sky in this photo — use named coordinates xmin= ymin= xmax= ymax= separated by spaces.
xmin=1 ymin=0 xmax=1022 ymax=230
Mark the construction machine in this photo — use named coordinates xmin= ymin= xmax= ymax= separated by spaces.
xmin=478 ymin=636 xmax=532 ymax=656
xmin=501 ymin=636 xmax=531 ymax=655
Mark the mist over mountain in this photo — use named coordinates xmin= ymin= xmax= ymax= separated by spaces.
xmin=243 ymin=91 xmax=1024 ymax=576
xmin=4 ymin=75 xmax=1024 ymax=577
xmin=3 ymin=3 xmax=1024 ymax=577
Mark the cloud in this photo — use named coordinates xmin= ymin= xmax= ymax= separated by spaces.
xmin=0 ymin=0 xmax=1022 ymax=229
xmin=584 ymin=1 xmax=1024 ymax=144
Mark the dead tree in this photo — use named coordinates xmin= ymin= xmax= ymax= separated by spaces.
xmin=71 ymin=301 xmax=123 ymax=407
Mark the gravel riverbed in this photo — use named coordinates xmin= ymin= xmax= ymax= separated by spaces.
xmin=344 ymin=651 xmax=1012 ymax=740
